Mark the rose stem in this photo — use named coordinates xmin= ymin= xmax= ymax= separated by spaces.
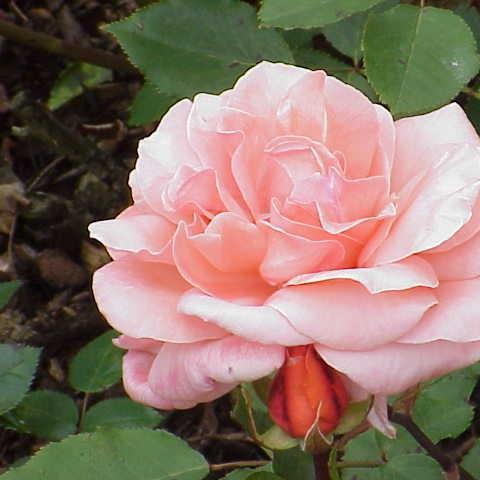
xmin=313 ymin=451 xmax=331 ymax=480
xmin=0 ymin=19 xmax=137 ymax=74
xmin=389 ymin=410 xmax=476 ymax=480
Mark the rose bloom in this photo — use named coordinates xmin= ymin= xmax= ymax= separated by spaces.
xmin=90 ymin=62 xmax=480 ymax=437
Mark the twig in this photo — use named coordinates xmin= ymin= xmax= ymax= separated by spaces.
xmin=209 ymin=460 xmax=270 ymax=471
xmin=313 ymin=452 xmax=331 ymax=480
xmin=389 ymin=410 xmax=453 ymax=471
xmin=0 ymin=19 xmax=138 ymax=74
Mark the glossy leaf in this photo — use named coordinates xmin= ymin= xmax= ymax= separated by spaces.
xmin=0 ymin=345 xmax=41 ymax=415
xmin=290 ymin=48 xmax=376 ymax=100
xmin=341 ymin=426 xmax=427 ymax=480
xmin=223 ymin=466 xmax=273 ymax=480
xmin=0 ymin=281 xmax=21 ymax=310
xmin=128 ymin=83 xmax=178 ymax=126
xmin=1 ymin=428 xmax=209 ymax=480
xmin=69 ymin=330 xmax=123 ymax=393
xmin=461 ymin=440 xmax=480 ymax=477
xmin=258 ymin=0 xmax=385 ymax=29
xmin=106 ymin=0 xmax=293 ymax=99
xmin=10 ymin=390 xmax=78 ymax=441
xmin=323 ymin=0 xmax=398 ymax=65
xmin=412 ymin=365 xmax=479 ymax=443
xmin=272 ymin=446 xmax=315 ymax=480
xmin=82 ymin=398 xmax=162 ymax=432
xmin=364 ymin=5 xmax=480 ymax=116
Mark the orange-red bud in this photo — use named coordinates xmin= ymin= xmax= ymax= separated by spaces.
xmin=268 ymin=345 xmax=349 ymax=438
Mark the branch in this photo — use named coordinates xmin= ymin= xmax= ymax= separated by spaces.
xmin=389 ymin=410 xmax=476 ymax=480
xmin=0 ymin=19 xmax=138 ymax=74
xmin=209 ymin=460 xmax=270 ymax=472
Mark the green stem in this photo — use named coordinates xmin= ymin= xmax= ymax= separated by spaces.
xmin=78 ymin=393 xmax=90 ymax=432
xmin=209 ymin=460 xmax=270 ymax=472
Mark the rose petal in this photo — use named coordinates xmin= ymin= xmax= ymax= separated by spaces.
xmin=226 ymin=61 xmax=309 ymax=117
xmin=259 ymin=221 xmax=345 ymax=285
xmin=267 ymin=279 xmax=437 ymax=350
xmin=92 ymin=258 xmax=226 ymax=342
xmin=369 ymin=144 xmax=480 ymax=265
xmin=179 ymin=289 xmax=311 ymax=346
xmin=89 ymin=211 xmax=176 ymax=263
xmin=123 ymin=350 xmax=175 ymax=409
xmin=422 ymin=231 xmax=480 ymax=281
xmin=367 ymin=395 xmax=396 ymax=439
xmin=392 ymin=103 xmax=480 ymax=192
xmin=324 ymin=76 xmax=379 ymax=178
xmin=317 ymin=340 xmax=480 ymax=395
xmin=286 ymin=256 xmax=438 ymax=292
xmin=173 ymin=222 xmax=274 ymax=303
xmin=399 ymin=278 xmax=480 ymax=343
xmin=136 ymin=99 xmax=200 ymax=212
xmin=147 ymin=336 xmax=285 ymax=407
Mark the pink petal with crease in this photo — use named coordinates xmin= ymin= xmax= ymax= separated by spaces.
xmin=92 ymin=258 xmax=227 ymax=342
xmin=317 ymin=340 xmax=480 ymax=395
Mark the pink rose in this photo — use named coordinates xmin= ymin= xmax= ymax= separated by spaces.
xmin=90 ymin=62 xmax=480 ymax=433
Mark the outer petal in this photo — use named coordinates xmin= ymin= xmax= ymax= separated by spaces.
xmin=92 ymin=258 xmax=226 ymax=342
xmin=317 ymin=340 xmax=480 ymax=395
xmin=370 ymin=144 xmax=480 ymax=265
xmin=147 ymin=336 xmax=285 ymax=408
xmin=286 ymin=256 xmax=438 ymax=292
xmin=123 ymin=350 xmax=176 ymax=409
xmin=267 ymin=280 xmax=437 ymax=350
xmin=226 ymin=61 xmax=309 ymax=117
xmin=399 ymin=278 xmax=480 ymax=343
xmin=422 ymin=231 xmax=480 ymax=281
xmin=179 ymin=289 xmax=311 ymax=346
xmin=89 ymin=211 xmax=175 ymax=262
xmin=392 ymin=103 xmax=480 ymax=192
xmin=136 ymin=99 xmax=200 ymax=211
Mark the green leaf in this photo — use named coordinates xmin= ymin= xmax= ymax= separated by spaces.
xmin=129 ymin=83 xmax=178 ymax=126
xmin=9 ymin=390 xmax=78 ymax=441
xmin=105 ymin=0 xmax=293 ymax=99
xmin=48 ymin=63 xmax=112 ymax=110
xmin=412 ymin=365 xmax=479 ymax=443
xmin=0 ymin=281 xmax=21 ymax=310
xmin=258 ymin=0 xmax=385 ymax=29
xmin=69 ymin=330 xmax=123 ymax=393
xmin=291 ymin=48 xmax=376 ymax=100
xmin=379 ymin=454 xmax=443 ymax=480
xmin=0 ymin=345 xmax=41 ymax=415
xmin=341 ymin=426 xmax=427 ymax=480
xmin=273 ymin=446 xmax=315 ymax=480
xmin=0 ymin=344 xmax=21 ymax=376
xmin=82 ymin=398 xmax=162 ymax=432
xmin=247 ymin=474 xmax=284 ymax=480
xmin=1 ymin=428 xmax=209 ymax=480
xmin=232 ymin=383 xmax=273 ymax=436
xmin=363 ymin=5 xmax=480 ymax=117
xmin=222 ymin=465 xmax=273 ymax=480
xmin=323 ymin=0 xmax=398 ymax=65
xmin=461 ymin=439 xmax=480 ymax=477
xmin=258 ymin=424 xmax=298 ymax=451
xmin=456 ymin=2 xmax=480 ymax=50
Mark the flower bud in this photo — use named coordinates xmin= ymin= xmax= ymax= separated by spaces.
xmin=268 ymin=345 xmax=349 ymax=438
